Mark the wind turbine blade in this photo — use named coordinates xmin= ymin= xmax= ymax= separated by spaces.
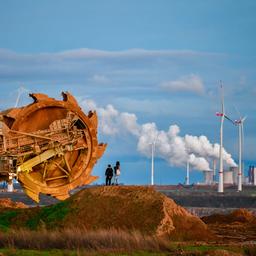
xmin=14 ymin=86 xmax=29 ymax=108
xmin=241 ymin=116 xmax=247 ymax=122
xmin=220 ymin=81 xmax=225 ymax=113
xmin=224 ymin=114 xmax=235 ymax=124
xmin=234 ymin=105 xmax=242 ymax=120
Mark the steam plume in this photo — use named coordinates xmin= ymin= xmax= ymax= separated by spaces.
xmin=81 ymin=99 xmax=237 ymax=171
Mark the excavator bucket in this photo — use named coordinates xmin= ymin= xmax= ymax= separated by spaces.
xmin=0 ymin=92 xmax=107 ymax=202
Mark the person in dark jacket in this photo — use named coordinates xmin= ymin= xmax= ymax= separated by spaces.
xmin=105 ymin=164 xmax=113 ymax=186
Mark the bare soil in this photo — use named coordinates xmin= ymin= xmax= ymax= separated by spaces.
xmin=65 ymin=186 xmax=212 ymax=240
xmin=1 ymin=187 xmax=256 ymax=244
xmin=0 ymin=198 xmax=28 ymax=209
xmin=202 ymin=208 xmax=256 ymax=242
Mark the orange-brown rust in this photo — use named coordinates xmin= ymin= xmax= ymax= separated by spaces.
xmin=0 ymin=92 xmax=107 ymax=202
xmin=29 ymin=93 xmax=53 ymax=103
xmin=62 ymin=91 xmax=79 ymax=106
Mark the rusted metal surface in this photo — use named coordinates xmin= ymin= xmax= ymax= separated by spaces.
xmin=0 ymin=92 xmax=106 ymax=202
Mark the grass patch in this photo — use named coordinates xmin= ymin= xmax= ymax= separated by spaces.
xmin=182 ymin=245 xmax=230 ymax=252
xmin=0 ymin=210 xmax=18 ymax=231
xmin=0 ymin=228 xmax=171 ymax=252
xmin=172 ymin=243 xmax=246 ymax=255
xmin=26 ymin=201 xmax=70 ymax=230
xmin=0 ymin=246 xmax=251 ymax=256
xmin=243 ymin=244 xmax=256 ymax=256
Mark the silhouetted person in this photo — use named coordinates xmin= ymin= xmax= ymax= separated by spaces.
xmin=114 ymin=161 xmax=121 ymax=185
xmin=105 ymin=164 xmax=113 ymax=186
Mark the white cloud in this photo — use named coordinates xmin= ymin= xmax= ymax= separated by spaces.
xmin=55 ymin=48 xmax=221 ymax=59
xmin=82 ymin=99 xmax=97 ymax=111
xmin=119 ymin=112 xmax=141 ymax=136
xmin=0 ymin=48 xmax=222 ymax=84
xmin=98 ymin=104 xmax=119 ymax=135
xmin=80 ymin=99 xmax=141 ymax=136
xmin=90 ymin=74 xmax=110 ymax=84
xmin=160 ymin=74 xmax=205 ymax=95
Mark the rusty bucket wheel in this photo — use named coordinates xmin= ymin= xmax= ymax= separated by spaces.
xmin=5 ymin=92 xmax=106 ymax=202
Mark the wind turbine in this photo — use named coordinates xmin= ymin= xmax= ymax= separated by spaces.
xmin=15 ymin=86 xmax=29 ymax=108
xmin=185 ymin=159 xmax=190 ymax=185
xmin=213 ymin=159 xmax=217 ymax=182
xmin=149 ymin=136 xmax=158 ymax=186
xmin=216 ymin=81 xmax=225 ymax=193
xmin=6 ymin=86 xmax=29 ymax=192
xmin=234 ymin=114 xmax=246 ymax=191
xmin=216 ymin=82 xmax=236 ymax=192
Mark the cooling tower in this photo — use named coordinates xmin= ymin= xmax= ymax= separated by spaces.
xmin=223 ymin=171 xmax=234 ymax=184
xmin=230 ymin=166 xmax=239 ymax=185
xmin=203 ymin=170 xmax=214 ymax=185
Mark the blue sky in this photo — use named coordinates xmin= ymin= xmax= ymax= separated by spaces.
xmin=0 ymin=0 xmax=256 ymax=185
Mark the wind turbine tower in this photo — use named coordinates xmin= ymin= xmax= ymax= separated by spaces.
xmin=150 ymin=137 xmax=158 ymax=186
xmin=7 ymin=86 xmax=28 ymax=193
xmin=213 ymin=159 xmax=217 ymax=182
xmin=151 ymin=141 xmax=155 ymax=185
xmin=235 ymin=115 xmax=246 ymax=191
xmin=185 ymin=160 xmax=190 ymax=185
xmin=218 ymin=82 xmax=225 ymax=193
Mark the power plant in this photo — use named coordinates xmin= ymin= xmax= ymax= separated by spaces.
xmin=248 ymin=166 xmax=256 ymax=185
xmin=200 ymin=166 xmax=256 ymax=187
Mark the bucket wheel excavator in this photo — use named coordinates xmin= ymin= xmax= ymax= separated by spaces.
xmin=0 ymin=92 xmax=106 ymax=202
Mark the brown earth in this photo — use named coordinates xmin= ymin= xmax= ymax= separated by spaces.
xmin=202 ymin=208 xmax=256 ymax=242
xmin=63 ymin=186 xmax=213 ymax=240
xmin=0 ymin=186 xmax=213 ymax=241
xmin=202 ymin=208 xmax=255 ymax=224
xmin=0 ymin=198 xmax=28 ymax=209
xmin=1 ymin=188 xmax=256 ymax=243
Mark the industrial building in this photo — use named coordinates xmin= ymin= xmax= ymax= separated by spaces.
xmin=248 ymin=166 xmax=256 ymax=185
xmin=202 ymin=165 xmax=256 ymax=187
xmin=203 ymin=170 xmax=214 ymax=185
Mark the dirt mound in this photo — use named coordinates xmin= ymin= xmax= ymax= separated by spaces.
xmin=0 ymin=186 xmax=212 ymax=240
xmin=63 ymin=186 xmax=212 ymax=240
xmin=230 ymin=208 xmax=255 ymax=223
xmin=202 ymin=209 xmax=256 ymax=242
xmin=202 ymin=208 xmax=255 ymax=224
xmin=0 ymin=198 xmax=28 ymax=209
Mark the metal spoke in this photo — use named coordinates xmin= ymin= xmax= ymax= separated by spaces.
xmin=63 ymin=154 xmax=72 ymax=174
xmin=45 ymin=175 xmax=68 ymax=181
xmin=53 ymin=161 xmax=70 ymax=177
xmin=42 ymin=161 xmax=48 ymax=181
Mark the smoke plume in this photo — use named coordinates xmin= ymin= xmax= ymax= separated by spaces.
xmin=81 ymin=99 xmax=237 ymax=171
